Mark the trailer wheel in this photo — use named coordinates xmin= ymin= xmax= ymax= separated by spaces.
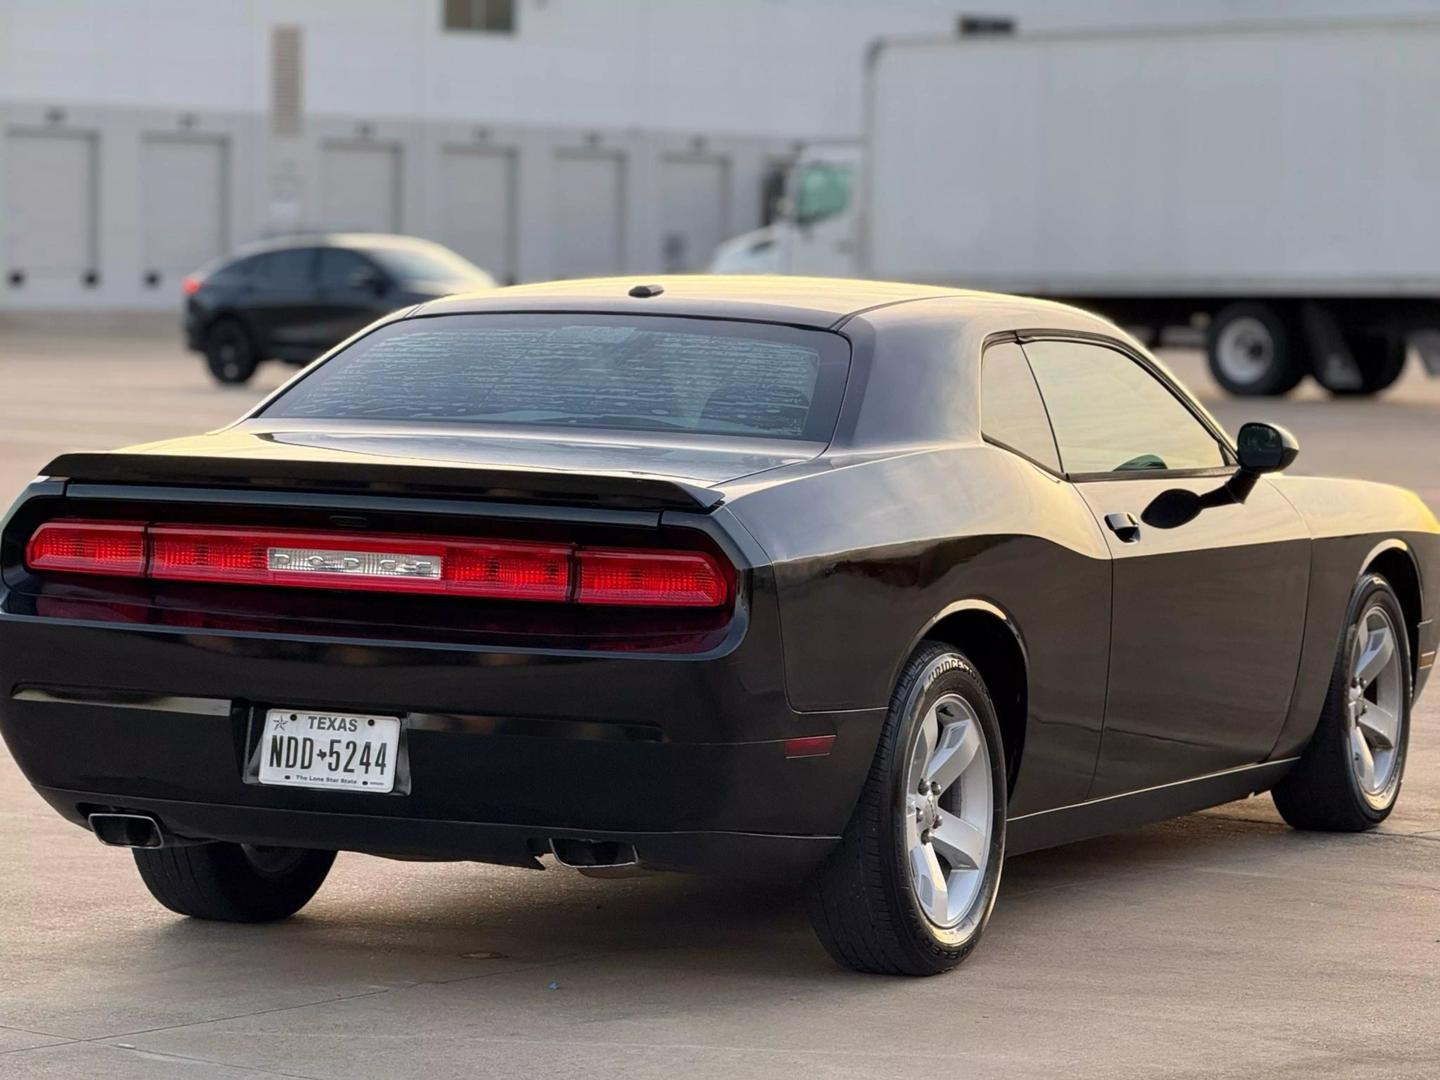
xmin=1207 ymin=303 xmax=1305 ymax=397
xmin=1315 ymin=331 xmax=1407 ymax=397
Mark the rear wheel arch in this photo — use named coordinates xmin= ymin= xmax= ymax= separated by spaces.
xmin=1363 ymin=541 xmax=1423 ymax=680
xmin=912 ymin=601 xmax=1028 ymax=794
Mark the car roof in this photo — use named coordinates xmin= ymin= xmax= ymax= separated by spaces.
xmin=230 ymin=233 xmax=448 ymax=257
xmin=410 ymin=275 xmax=1094 ymax=330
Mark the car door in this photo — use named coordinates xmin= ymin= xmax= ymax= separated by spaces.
xmin=243 ymin=248 xmax=322 ymax=355
xmin=979 ymin=341 xmax=1112 ymax=811
xmin=1019 ymin=336 xmax=1310 ymax=798
xmin=314 ymin=247 xmax=396 ymax=350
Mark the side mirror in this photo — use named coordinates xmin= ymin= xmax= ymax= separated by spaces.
xmin=1142 ymin=422 xmax=1300 ymax=530
xmin=1236 ymin=422 xmax=1300 ymax=475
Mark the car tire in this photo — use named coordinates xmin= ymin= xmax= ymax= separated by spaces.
xmin=204 ymin=318 xmax=260 ymax=385
xmin=133 ymin=842 xmax=336 ymax=922
xmin=1206 ymin=302 xmax=1307 ymax=397
xmin=806 ymin=642 xmax=1007 ymax=976
xmin=1314 ymin=331 xmax=1407 ymax=397
xmin=1272 ymin=575 xmax=1411 ymax=832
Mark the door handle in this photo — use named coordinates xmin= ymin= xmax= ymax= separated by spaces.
xmin=1104 ymin=512 xmax=1142 ymax=543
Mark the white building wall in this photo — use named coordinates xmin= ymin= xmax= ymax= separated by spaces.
xmin=5 ymin=0 xmax=1440 ymax=310
xmin=8 ymin=0 xmax=1440 ymax=133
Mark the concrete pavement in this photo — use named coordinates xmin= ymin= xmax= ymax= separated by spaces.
xmin=1 ymin=327 xmax=1437 ymax=1079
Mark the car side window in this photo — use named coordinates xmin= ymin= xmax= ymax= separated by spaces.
xmin=980 ymin=342 xmax=1061 ymax=473
xmin=208 ymin=255 xmax=256 ymax=285
xmin=1022 ymin=339 xmax=1226 ymax=475
xmin=252 ymin=248 xmax=317 ymax=285
xmin=318 ymin=249 xmax=378 ymax=289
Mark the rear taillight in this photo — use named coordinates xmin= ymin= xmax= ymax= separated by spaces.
xmin=25 ymin=520 xmax=732 ymax=608
xmin=575 ymin=549 xmax=729 ymax=607
xmin=181 ymin=275 xmax=203 ymax=296
xmin=148 ymin=525 xmax=572 ymax=602
xmin=25 ymin=520 xmax=147 ymax=577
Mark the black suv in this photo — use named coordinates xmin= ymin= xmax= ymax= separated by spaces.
xmin=184 ymin=234 xmax=495 ymax=384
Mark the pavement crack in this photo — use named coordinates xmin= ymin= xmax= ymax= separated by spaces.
xmin=0 ymin=1022 xmax=72 ymax=1041
xmin=110 ymin=1042 xmax=323 ymax=1079
xmin=80 ymin=984 xmax=400 ymax=1046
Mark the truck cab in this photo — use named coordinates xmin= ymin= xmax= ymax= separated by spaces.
xmin=708 ymin=143 xmax=862 ymax=278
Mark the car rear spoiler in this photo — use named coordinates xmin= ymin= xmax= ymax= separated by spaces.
xmin=41 ymin=451 xmax=724 ymax=513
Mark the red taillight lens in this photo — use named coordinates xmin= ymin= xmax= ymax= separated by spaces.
xmin=149 ymin=526 xmax=572 ymax=601
xmin=575 ymin=548 xmax=729 ymax=608
xmin=25 ymin=520 xmax=733 ymax=609
xmin=149 ymin=526 xmax=268 ymax=583
xmin=25 ymin=520 xmax=146 ymax=577
xmin=446 ymin=542 xmax=571 ymax=602
xmin=181 ymin=275 xmax=203 ymax=296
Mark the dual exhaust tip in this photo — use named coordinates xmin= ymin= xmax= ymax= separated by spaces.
xmin=88 ymin=812 xmax=164 ymax=849
xmin=549 ymin=837 xmax=643 ymax=877
xmin=90 ymin=814 xmax=645 ymax=875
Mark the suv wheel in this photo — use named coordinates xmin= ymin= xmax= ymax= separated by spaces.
xmin=204 ymin=318 xmax=260 ymax=385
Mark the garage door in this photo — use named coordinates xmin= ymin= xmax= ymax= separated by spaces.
xmin=319 ymin=142 xmax=401 ymax=232
xmin=660 ymin=156 xmax=729 ymax=272
xmin=3 ymin=129 xmax=98 ymax=288
xmin=438 ymin=147 xmax=515 ymax=283
xmin=141 ymin=135 xmax=228 ymax=289
xmin=554 ymin=150 xmax=624 ymax=278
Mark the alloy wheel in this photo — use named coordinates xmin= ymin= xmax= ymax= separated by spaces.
xmin=1346 ymin=603 xmax=1405 ymax=808
xmin=901 ymin=692 xmax=993 ymax=929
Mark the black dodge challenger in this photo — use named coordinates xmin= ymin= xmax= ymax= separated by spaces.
xmin=2 ymin=278 xmax=1435 ymax=976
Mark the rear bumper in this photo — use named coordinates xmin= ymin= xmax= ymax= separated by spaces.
xmin=0 ymin=615 xmax=881 ymax=879
xmin=34 ymin=786 xmax=837 ymax=879
xmin=183 ymin=304 xmax=204 ymax=351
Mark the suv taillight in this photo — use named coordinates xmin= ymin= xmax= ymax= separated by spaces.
xmin=25 ymin=519 xmax=731 ymax=608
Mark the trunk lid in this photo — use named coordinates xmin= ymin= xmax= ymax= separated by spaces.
xmin=43 ymin=423 xmax=822 ymax=512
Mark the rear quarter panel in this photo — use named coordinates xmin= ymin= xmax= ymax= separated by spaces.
xmin=727 ymin=444 xmax=1113 ymax=814
xmin=1269 ymin=475 xmax=1440 ymax=757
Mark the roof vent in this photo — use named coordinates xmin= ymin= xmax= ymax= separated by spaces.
xmin=628 ymin=283 xmax=664 ymax=298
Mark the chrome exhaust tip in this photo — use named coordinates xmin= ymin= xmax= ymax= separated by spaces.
xmin=549 ymin=838 xmax=645 ymax=877
xmin=88 ymin=812 xmax=164 ymax=849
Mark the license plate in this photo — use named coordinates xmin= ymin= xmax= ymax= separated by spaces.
xmin=257 ymin=709 xmax=401 ymax=793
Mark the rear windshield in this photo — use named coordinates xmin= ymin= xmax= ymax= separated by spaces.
xmin=260 ymin=314 xmax=850 ymax=442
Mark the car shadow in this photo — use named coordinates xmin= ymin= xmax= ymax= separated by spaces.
xmin=139 ymin=809 xmax=1300 ymax=990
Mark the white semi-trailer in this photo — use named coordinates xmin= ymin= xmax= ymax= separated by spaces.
xmin=710 ymin=19 xmax=1440 ymax=396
